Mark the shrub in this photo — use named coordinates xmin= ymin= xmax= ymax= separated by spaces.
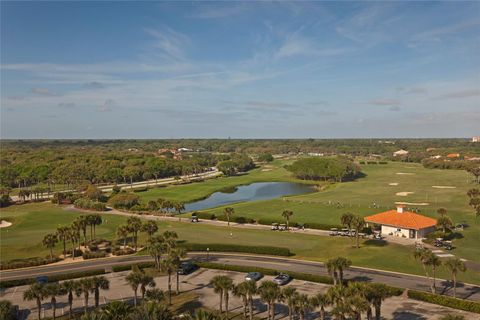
xmin=0 ymin=269 xmax=105 ymax=289
xmin=108 ymin=192 xmax=140 ymax=209
xmin=82 ymin=251 xmax=107 ymax=259
xmin=407 ymin=290 xmax=480 ymax=313
xmin=180 ymin=243 xmax=292 ymax=256
xmin=378 ymin=161 xmax=388 ymax=164
xmin=367 ymin=161 xmax=378 ymax=164
xmin=112 ymin=248 xmax=135 ymax=256
xmin=0 ymin=256 xmax=61 ymax=270
xmin=194 ymin=211 xmax=217 ymax=220
xmin=133 ymin=187 xmax=148 ymax=193
xmin=359 ymin=161 xmax=366 ymax=165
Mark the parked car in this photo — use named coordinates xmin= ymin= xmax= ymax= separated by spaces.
xmin=245 ymin=272 xmax=263 ymax=281
xmin=177 ymin=262 xmax=197 ymax=275
xmin=36 ymin=276 xmax=48 ymax=284
xmin=329 ymin=228 xmax=339 ymax=236
xmin=273 ymin=273 xmax=292 ymax=285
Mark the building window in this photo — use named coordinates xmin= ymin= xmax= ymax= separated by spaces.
xmin=397 ymin=228 xmax=401 ymax=232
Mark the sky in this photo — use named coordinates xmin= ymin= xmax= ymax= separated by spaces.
xmin=1 ymin=1 xmax=479 ymax=139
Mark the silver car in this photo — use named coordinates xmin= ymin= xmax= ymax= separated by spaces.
xmin=273 ymin=273 xmax=292 ymax=285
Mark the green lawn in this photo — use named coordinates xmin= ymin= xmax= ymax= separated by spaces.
xmin=1 ymin=202 xmax=479 ymax=285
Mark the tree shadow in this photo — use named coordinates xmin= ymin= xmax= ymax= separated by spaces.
xmin=364 ymin=239 xmax=388 ymax=247
xmin=392 ymin=311 xmax=427 ymax=320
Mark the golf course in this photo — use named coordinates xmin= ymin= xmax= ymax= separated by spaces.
xmin=1 ymin=159 xmax=479 ymax=285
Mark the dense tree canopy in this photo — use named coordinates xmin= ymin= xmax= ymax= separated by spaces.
xmin=286 ymin=157 xmax=362 ymax=182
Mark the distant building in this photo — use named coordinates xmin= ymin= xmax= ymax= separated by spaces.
xmin=393 ymin=149 xmax=409 ymax=157
xmin=364 ymin=205 xmax=437 ymax=239
xmin=472 ymin=136 xmax=480 ymax=142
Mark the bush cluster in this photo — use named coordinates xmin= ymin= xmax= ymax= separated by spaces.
xmin=74 ymin=198 xmax=106 ymax=211
xmin=133 ymin=187 xmax=148 ymax=193
xmin=180 ymin=243 xmax=292 ymax=256
xmin=0 ymin=269 xmax=105 ymax=289
xmin=82 ymin=251 xmax=107 ymax=259
xmin=407 ymin=290 xmax=480 ymax=313
xmin=0 ymin=256 xmax=61 ymax=270
xmin=108 ymin=192 xmax=140 ymax=209
xmin=112 ymin=248 xmax=135 ymax=256
xmin=193 ymin=211 xmax=217 ymax=220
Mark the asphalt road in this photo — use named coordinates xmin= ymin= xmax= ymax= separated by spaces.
xmin=1 ymin=253 xmax=479 ymax=301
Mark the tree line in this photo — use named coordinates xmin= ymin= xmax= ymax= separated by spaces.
xmin=286 ymin=157 xmax=362 ymax=182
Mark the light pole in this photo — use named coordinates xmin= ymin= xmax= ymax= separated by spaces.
xmin=206 ymin=247 xmax=210 ymax=260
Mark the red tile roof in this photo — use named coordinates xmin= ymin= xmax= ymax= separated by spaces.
xmin=364 ymin=210 xmax=437 ymax=230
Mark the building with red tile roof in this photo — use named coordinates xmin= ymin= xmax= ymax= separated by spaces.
xmin=364 ymin=205 xmax=437 ymax=239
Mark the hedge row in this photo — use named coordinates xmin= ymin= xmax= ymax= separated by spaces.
xmin=192 ymin=212 xmax=342 ymax=231
xmin=0 ymin=257 xmax=61 ymax=270
xmin=181 ymin=243 xmax=292 ymax=256
xmin=407 ymin=290 xmax=480 ymax=314
xmin=112 ymin=262 xmax=155 ymax=272
xmin=0 ymin=269 xmax=105 ymax=289
xmin=82 ymin=251 xmax=107 ymax=260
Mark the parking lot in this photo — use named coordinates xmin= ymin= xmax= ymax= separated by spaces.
xmin=1 ymin=268 xmax=478 ymax=319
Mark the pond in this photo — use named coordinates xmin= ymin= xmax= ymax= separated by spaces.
xmin=184 ymin=181 xmax=315 ymax=212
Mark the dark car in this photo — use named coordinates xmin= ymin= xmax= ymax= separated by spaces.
xmin=245 ymin=272 xmax=263 ymax=281
xmin=177 ymin=262 xmax=197 ymax=275
xmin=36 ymin=276 xmax=48 ymax=284
xmin=273 ymin=273 xmax=292 ymax=285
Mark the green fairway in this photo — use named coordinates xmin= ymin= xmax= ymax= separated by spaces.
xmin=1 ymin=202 xmax=479 ymax=285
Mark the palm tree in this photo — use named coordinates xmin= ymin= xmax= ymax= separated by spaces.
xmin=313 ymin=293 xmax=330 ymax=320
xmin=77 ymin=278 xmax=95 ymax=314
xmin=346 ymin=294 xmax=369 ymax=320
xmin=130 ymin=302 xmax=173 ymax=320
xmin=141 ymin=221 xmax=158 ymax=240
xmin=127 ymin=216 xmax=142 ymax=251
xmin=428 ymin=254 xmax=442 ymax=293
xmin=76 ymin=215 xmax=88 ymax=245
xmin=233 ymin=282 xmax=250 ymax=318
xmin=294 ymin=294 xmax=315 ymax=320
xmin=100 ymin=301 xmax=133 ymax=320
xmin=281 ymin=286 xmax=298 ymax=320
xmin=174 ymin=201 xmax=185 ymax=215
xmin=281 ymin=210 xmax=294 ymax=231
xmin=258 ymin=280 xmax=281 ymax=320
xmin=56 ymin=226 xmax=70 ymax=257
xmin=414 ymin=248 xmax=434 ymax=291
xmin=467 ymin=188 xmax=479 ymax=199
xmin=160 ymin=256 xmax=176 ymax=305
xmin=351 ymin=216 xmax=365 ymax=248
xmin=363 ymin=283 xmax=392 ymax=320
xmin=44 ymin=282 xmax=66 ymax=320
xmin=437 ymin=207 xmax=448 ymax=217
xmin=90 ymin=276 xmax=110 ymax=308
xmin=210 ymin=275 xmax=233 ymax=314
xmin=23 ymin=283 xmax=46 ymax=320
xmin=183 ymin=309 xmax=219 ymax=320
xmin=335 ymin=257 xmax=352 ymax=284
xmin=170 ymin=247 xmax=187 ymax=294
xmin=139 ymin=273 xmax=156 ymax=302
xmin=116 ymin=225 xmax=129 ymax=249
xmin=326 ymin=259 xmax=339 ymax=285
xmin=126 ymin=271 xmax=142 ymax=307
xmin=223 ymin=207 xmax=235 ymax=226
xmin=145 ymin=288 xmax=165 ymax=303
xmin=86 ymin=215 xmax=96 ymax=242
xmin=340 ymin=212 xmax=355 ymax=232
xmin=42 ymin=233 xmax=58 ymax=261
xmin=92 ymin=214 xmax=102 ymax=240
xmin=444 ymin=258 xmax=467 ymax=298
xmin=62 ymin=280 xmax=78 ymax=319
xmin=147 ymin=235 xmax=167 ymax=270
xmin=437 ymin=216 xmax=453 ymax=234
xmin=68 ymin=227 xmax=80 ymax=260
xmin=245 ymin=280 xmax=257 ymax=320
xmin=162 ymin=230 xmax=178 ymax=252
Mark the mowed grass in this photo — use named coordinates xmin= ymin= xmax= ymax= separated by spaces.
xmin=162 ymin=161 xmax=478 ymax=263
xmin=137 ymin=159 xmax=317 ymax=203
xmin=1 ymin=202 xmax=479 ymax=285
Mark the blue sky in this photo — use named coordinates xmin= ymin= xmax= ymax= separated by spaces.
xmin=1 ymin=1 xmax=479 ymax=139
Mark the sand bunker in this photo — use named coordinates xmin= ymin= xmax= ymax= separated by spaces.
xmin=395 ymin=201 xmax=430 ymax=206
xmin=389 ymin=183 xmax=399 ymax=186
xmin=432 ymin=186 xmax=456 ymax=189
xmin=261 ymin=169 xmax=272 ymax=172
xmin=396 ymin=172 xmax=415 ymax=175
xmin=396 ymin=192 xmax=414 ymax=196
xmin=0 ymin=220 xmax=12 ymax=228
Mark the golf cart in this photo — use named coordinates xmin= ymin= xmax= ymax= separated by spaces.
xmin=271 ymin=223 xmax=279 ymax=231
xmin=279 ymin=224 xmax=287 ymax=231
xmin=443 ymin=241 xmax=453 ymax=250
xmin=434 ymin=238 xmax=444 ymax=247
xmin=329 ymin=228 xmax=339 ymax=236
xmin=190 ymin=215 xmax=199 ymax=223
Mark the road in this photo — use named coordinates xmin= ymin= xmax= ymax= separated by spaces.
xmin=1 ymin=253 xmax=479 ymax=301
